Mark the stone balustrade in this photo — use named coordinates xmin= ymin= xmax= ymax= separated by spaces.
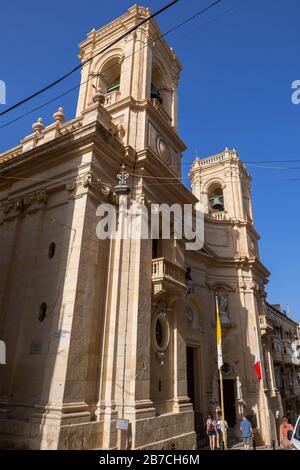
xmin=152 ymin=257 xmax=186 ymax=295
xmin=104 ymin=89 xmax=121 ymax=107
xmin=0 ymin=99 xmax=122 ymax=167
xmin=190 ymin=149 xmax=239 ymax=171
xmin=259 ymin=315 xmax=273 ymax=335
xmin=208 ymin=211 xmax=226 ymax=221
xmin=0 ymin=146 xmax=23 ymax=165
xmin=151 ymin=99 xmax=172 ymax=125
xmin=198 ymin=149 xmax=237 ymax=167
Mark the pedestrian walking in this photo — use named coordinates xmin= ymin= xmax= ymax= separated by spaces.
xmin=216 ymin=415 xmax=228 ymax=449
xmin=206 ymin=414 xmax=217 ymax=450
xmin=240 ymin=415 xmax=253 ymax=450
xmin=280 ymin=416 xmax=294 ymax=450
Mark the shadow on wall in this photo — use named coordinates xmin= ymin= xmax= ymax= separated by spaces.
xmin=0 ymin=132 xmax=111 ymax=449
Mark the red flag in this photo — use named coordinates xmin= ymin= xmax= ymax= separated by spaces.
xmin=253 ymin=360 xmax=262 ymax=382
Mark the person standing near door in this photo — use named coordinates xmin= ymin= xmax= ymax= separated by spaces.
xmin=206 ymin=415 xmax=217 ymax=450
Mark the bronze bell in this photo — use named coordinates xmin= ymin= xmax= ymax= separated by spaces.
xmin=107 ymin=78 xmax=120 ymax=93
xmin=210 ymin=196 xmax=224 ymax=211
xmin=151 ymin=83 xmax=163 ymax=104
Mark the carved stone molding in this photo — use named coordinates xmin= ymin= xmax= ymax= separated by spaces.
xmin=0 ymin=189 xmax=48 ymax=223
xmin=65 ymin=173 xmax=93 ymax=198
xmin=36 ymin=190 xmax=48 ymax=206
xmin=171 ymin=62 xmax=180 ymax=87
xmin=65 ymin=173 xmax=114 ymax=202
xmin=250 ymin=281 xmax=266 ymax=298
xmin=206 ymin=281 xmax=235 ymax=292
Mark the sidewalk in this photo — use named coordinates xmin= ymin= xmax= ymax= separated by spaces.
xmin=230 ymin=442 xmax=277 ymax=451
xmin=199 ymin=442 xmax=278 ymax=451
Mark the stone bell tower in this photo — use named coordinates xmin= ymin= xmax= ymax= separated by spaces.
xmin=190 ymin=149 xmax=273 ymax=446
xmin=76 ymin=5 xmax=185 ymax=176
xmin=189 ymin=148 xmax=261 ymax=260
xmin=190 ymin=148 xmax=254 ymax=223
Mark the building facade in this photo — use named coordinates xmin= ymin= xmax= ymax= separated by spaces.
xmin=260 ymin=302 xmax=300 ymax=435
xmin=0 ymin=5 xmax=298 ymax=449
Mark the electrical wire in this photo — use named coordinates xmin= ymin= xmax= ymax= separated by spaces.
xmin=2 ymin=162 xmax=300 ymax=185
xmin=1 ymin=0 xmax=293 ymax=185
xmin=0 ymin=0 xmax=229 ymax=131
xmin=0 ymin=0 xmax=180 ymax=118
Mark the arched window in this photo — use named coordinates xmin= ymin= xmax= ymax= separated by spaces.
xmin=208 ymin=183 xmax=224 ymax=213
xmin=150 ymin=63 xmax=173 ymax=120
xmin=151 ymin=65 xmax=164 ymax=104
xmin=98 ymin=57 xmax=121 ymax=95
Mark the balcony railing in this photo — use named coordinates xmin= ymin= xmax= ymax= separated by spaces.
xmin=104 ymin=89 xmax=121 ymax=107
xmin=259 ymin=315 xmax=273 ymax=335
xmin=272 ymin=350 xmax=283 ymax=363
xmin=152 ymin=257 xmax=186 ymax=295
xmin=151 ymin=99 xmax=172 ymax=125
xmin=194 ymin=149 xmax=238 ymax=168
xmin=208 ymin=211 xmax=226 ymax=221
xmin=283 ymin=352 xmax=294 ymax=365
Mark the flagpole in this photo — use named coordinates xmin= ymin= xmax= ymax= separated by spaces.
xmin=219 ymin=363 xmax=227 ymax=450
xmin=215 ymin=295 xmax=227 ymax=450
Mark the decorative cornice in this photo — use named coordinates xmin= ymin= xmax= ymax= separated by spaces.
xmin=0 ymin=189 xmax=48 ymax=223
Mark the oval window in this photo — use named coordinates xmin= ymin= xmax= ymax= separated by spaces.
xmin=38 ymin=303 xmax=47 ymax=322
xmin=48 ymin=242 xmax=56 ymax=259
xmin=155 ymin=319 xmax=163 ymax=348
xmin=152 ymin=313 xmax=170 ymax=353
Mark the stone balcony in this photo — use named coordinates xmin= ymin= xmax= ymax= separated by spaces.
xmin=272 ymin=350 xmax=283 ymax=363
xmin=283 ymin=351 xmax=294 ymax=365
xmin=152 ymin=257 xmax=186 ymax=295
xmin=151 ymin=98 xmax=172 ymax=126
xmin=259 ymin=315 xmax=273 ymax=335
xmin=103 ymin=89 xmax=121 ymax=107
xmin=208 ymin=210 xmax=226 ymax=221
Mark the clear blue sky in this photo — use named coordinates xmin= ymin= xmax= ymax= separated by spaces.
xmin=1 ymin=0 xmax=299 ymax=321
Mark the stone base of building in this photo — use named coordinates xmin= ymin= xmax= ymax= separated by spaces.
xmin=0 ymin=418 xmax=104 ymax=450
xmin=134 ymin=410 xmax=196 ymax=450
xmin=136 ymin=432 xmax=196 ymax=450
xmin=0 ymin=410 xmax=196 ymax=450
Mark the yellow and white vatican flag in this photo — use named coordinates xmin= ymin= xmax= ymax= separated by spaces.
xmin=216 ymin=296 xmax=223 ymax=370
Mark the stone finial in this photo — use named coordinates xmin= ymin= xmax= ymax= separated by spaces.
xmin=53 ymin=107 xmax=65 ymax=125
xmin=92 ymin=88 xmax=105 ymax=105
xmin=32 ymin=117 xmax=44 ymax=134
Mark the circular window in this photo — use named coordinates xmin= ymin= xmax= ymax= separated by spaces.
xmin=221 ymin=362 xmax=231 ymax=375
xmin=152 ymin=313 xmax=170 ymax=352
xmin=157 ymin=137 xmax=171 ymax=164
xmin=38 ymin=303 xmax=47 ymax=322
xmin=48 ymin=242 xmax=56 ymax=259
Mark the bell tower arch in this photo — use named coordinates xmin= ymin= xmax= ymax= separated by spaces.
xmin=190 ymin=148 xmax=254 ymax=223
xmin=76 ymin=5 xmax=185 ymax=176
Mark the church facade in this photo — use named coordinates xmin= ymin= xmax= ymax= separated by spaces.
xmin=0 ymin=5 xmax=299 ymax=450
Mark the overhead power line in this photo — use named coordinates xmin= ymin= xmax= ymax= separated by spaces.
xmin=0 ymin=0 xmax=180 ymax=118
xmin=0 ymin=0 xmax=231 ymax=132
